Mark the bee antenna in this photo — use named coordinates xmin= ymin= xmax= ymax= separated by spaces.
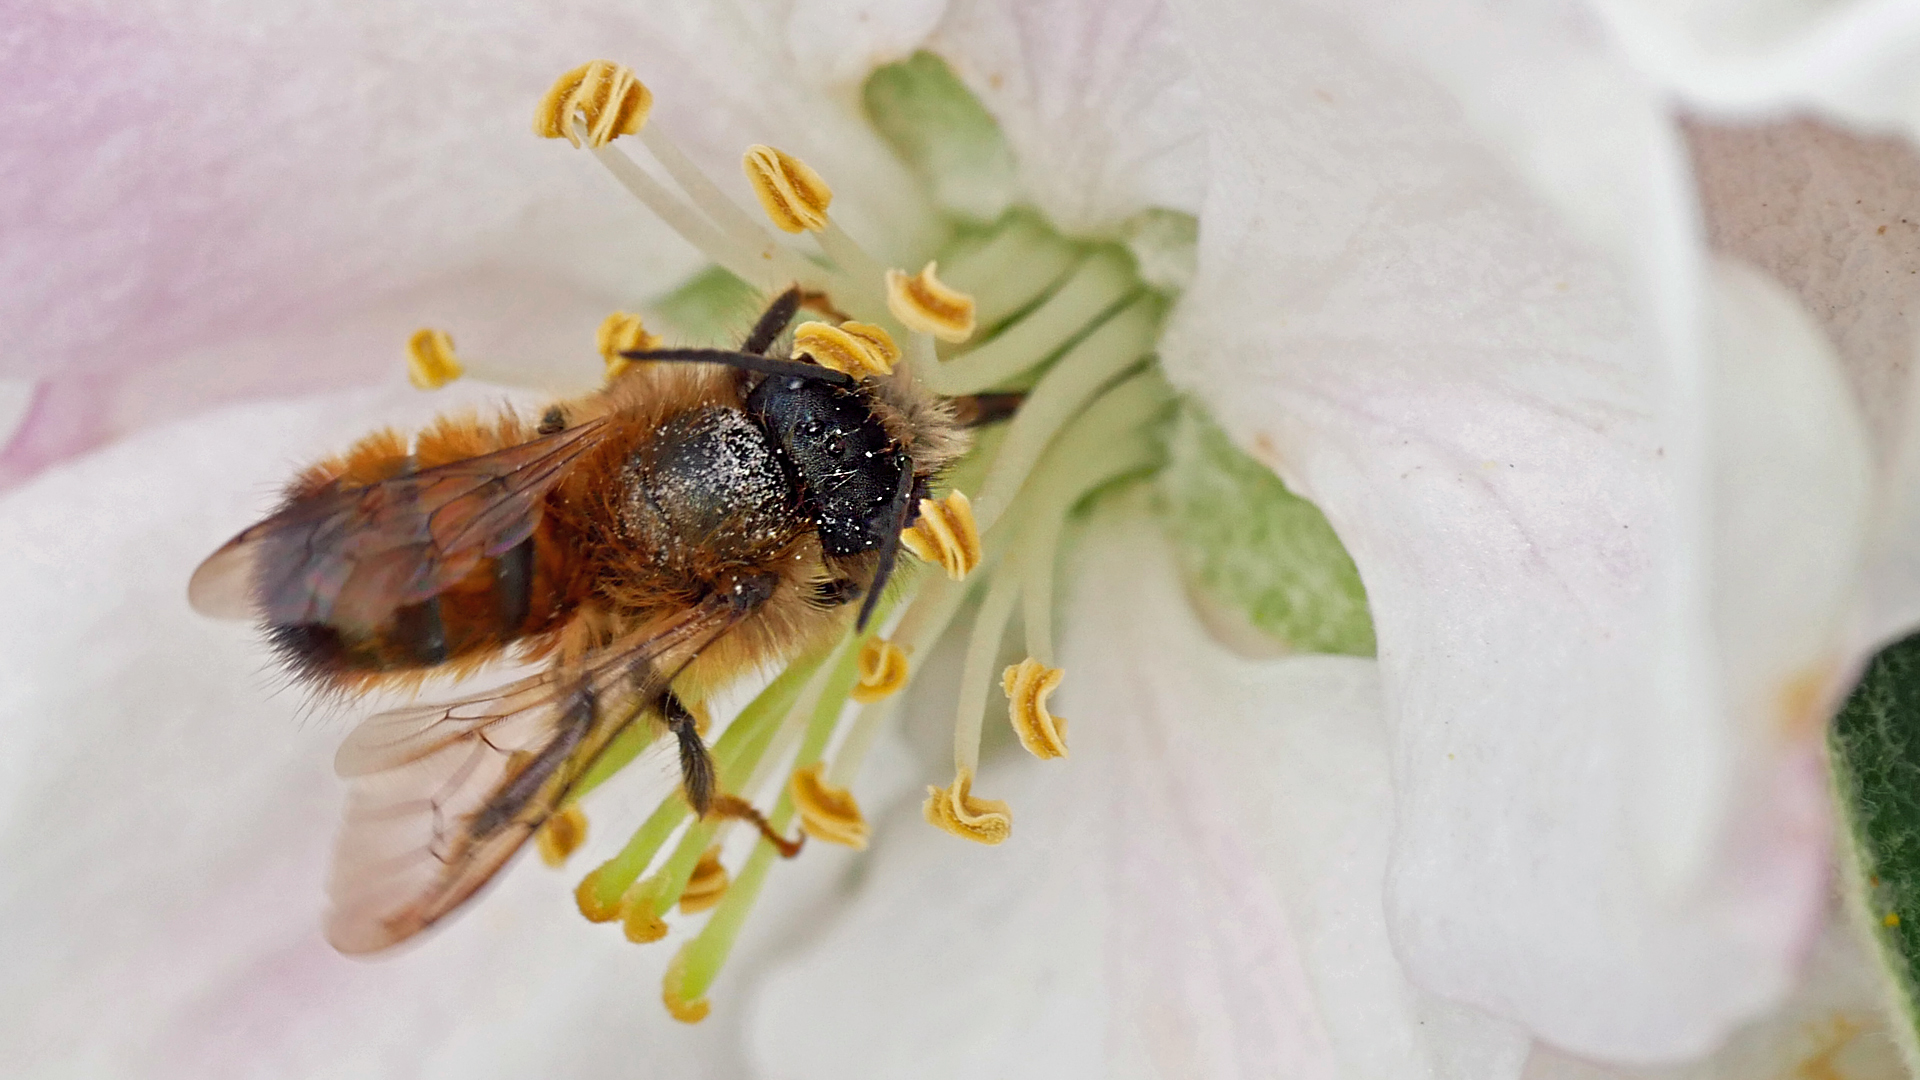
xmin=620 ymin=347 xmax=855 ymax=387
xmin=742 ymin=287 xmax=804 ymax=355
xmin=856 ymin=459 xmax=918 ymax=633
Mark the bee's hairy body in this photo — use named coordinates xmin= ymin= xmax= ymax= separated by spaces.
xmin=274 ymin=361 xmax=934 ymax=702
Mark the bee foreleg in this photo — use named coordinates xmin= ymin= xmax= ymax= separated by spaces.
xmin=664 ymin=690 xmax=716 ymax=816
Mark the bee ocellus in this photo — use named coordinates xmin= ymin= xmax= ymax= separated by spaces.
xmin=188 ymin=288 xmax=973 ymax=953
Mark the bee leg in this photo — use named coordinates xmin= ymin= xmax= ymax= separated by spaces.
xmin=950 ymin=392 xmax=1026 ymax=428
xmin=709 ymin=794 xmax=805 ymax=858
xmin=663 ymin=690 xmax=716 ymax=816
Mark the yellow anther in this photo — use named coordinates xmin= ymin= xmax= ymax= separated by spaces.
xmin=663 ymin=946 xmax=711 ymax=1023
xmin=678 ymin=846 xmax=730 ymax=915
xmin=597 ymin=311 xmax=662 ymax=381
xmin=790 ymin=762 xmax=870 ymax=849
xmin=793 ymin=320 xmax=899 ymax=379
xmin=1003 ymin=659 xmax=1069 ymax=759
xmin=406 ymin=328 xmax=463 ymax=389
xmin=573 ymin=866 xmax=622 ymax=923
xmin=850 ymin=638 xmax=910 ymax=704
xmin=536 ymin=806 xmax=589 ymax=867
xmin=924 ymin=767 xmax=1011 ymax=845
xmin=899 ymin=490 xmax=981 ymax=580
xmin=743 ymin=144 xmax=832 ymax=233
xmin=619 ymin=877 xmax=670 ymax=944
xmin=534 ymin=59 xmax=652 ymax=148
xmin=885 ymin=262 xmax=976 ymax=343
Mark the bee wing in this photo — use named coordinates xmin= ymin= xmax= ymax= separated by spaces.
xmin=322 ymin=597 xmax=743 ymax=954
xmin=188 ymin=419 xmax=609 ymax=626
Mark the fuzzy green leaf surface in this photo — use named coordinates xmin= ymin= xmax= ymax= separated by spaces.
xmin=1832 ymin=629 xmax=1920 ymax=1047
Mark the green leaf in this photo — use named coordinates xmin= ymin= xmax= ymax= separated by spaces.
xmin=1157 ymin=403 xmax=1376 ymax=656
xmin=863 ymin=51 xmax=1016 ymax=223
xmin=1831 ymin=630 xmax=1920 ymax=1046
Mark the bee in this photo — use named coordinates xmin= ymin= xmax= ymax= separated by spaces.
xmin=189 ymin=288 xmax=974 ymax=953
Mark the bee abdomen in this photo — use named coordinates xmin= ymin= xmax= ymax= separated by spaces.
xmin=270 ymin=536 xmax=557 ymax=685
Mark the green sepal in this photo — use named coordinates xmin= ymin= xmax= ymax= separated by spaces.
xmin=1157 ymin=403 xmax=1376 ymax=656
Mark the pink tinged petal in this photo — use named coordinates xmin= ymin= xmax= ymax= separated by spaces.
xmin=749 ymin=513 xmax=1530 ymax=1079
xmin=0 ymin=385 xmax=809 ymax=1077
xmin=1521 ymin=910 xmax=1908 ymax=1080
xmin=1160 ymin=0 xmax=1848 ymax=1060
xmin=927 ymin=0 xmax=1206 ymax=233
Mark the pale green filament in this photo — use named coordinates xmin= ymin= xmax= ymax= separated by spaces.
xmin=919 ymin=248 xmax=1139 ymax=396
xmin=936 ymin=212 xmax=1080 ymax=330
xmin=970 ymin=296 xmax=1162 ymax=536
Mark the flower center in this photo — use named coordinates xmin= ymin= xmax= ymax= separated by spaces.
xmin=421 ymin=54 xmax=1181 ymax=1022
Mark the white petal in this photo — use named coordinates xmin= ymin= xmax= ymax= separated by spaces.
xmin=1160 ymin=0 xmax=1857 ymax=1059
xmin=0 ymin=385 xmax=839 ymax=1077
xmin=787 ymin=0 xmax=950 ymax=86
xmin=1521 ymin=909 xmax=1908 ymax=1080
xmin=1687 ymin=118 xmax=1920 ymax=653
xmin=926 ymin=0 xmax=1207 ymax=232
xmin=749 ymin=509 xmax=1529 ymax=1079
xmin=1590 ymin=0 xmax=1920 ymax=135
xmin=1 ymin=1 xmax=934 ymax=478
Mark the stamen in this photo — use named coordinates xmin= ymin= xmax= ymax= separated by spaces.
xmin=536 ymin=806 xmax=589 ymax=866
xmin=790 ymin=762 xmax=869 ymax=849
xmin=923 ymin=767 xmax=1011 ymax=845
xmin=886 ymin=262 xmax=976 ymax=343
xmin=743 ymin=145 xmax=832 ymax=234
xmin=574 ymin=868 xmax=623 ymax=923
xmin=849 ymin=637 xmax=909 ymax=703
xmin=663 ymin=947 xmax=713 ymax=1024
xmin=900 ymin=490 xmax=980 ymax=580
xmin=970 ymin=300 xmax=1162 ymax=536
xmin=1003 ymin=659 xmax=1068 ymax=759
xmin=677 ymin=846 xmax=730 ymax=914
xmin=597 ymin=311 xmax=662 ymax=381
xmin=406 ymin=328 xmax=463 ymax=389
xmin=792 ymin=320 xmax=899 ymax=379
xmin=620 ymin=878 xmax=671 ymax=943
xmin=919 ymin=249 xmax=1139 ymax=396
xmin=534 ymin=60 xmax=652 ymax=149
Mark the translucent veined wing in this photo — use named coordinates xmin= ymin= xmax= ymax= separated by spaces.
xmin=323 ymin=597 xmax=742 ymax=954
xmin=188 ymin=419 xmax=610 ymax=629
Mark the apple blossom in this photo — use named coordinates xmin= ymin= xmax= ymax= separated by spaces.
xmin=4 ymin=0 xmax=1919 ymax=1078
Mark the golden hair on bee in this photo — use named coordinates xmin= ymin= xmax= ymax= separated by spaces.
xmin=188 ymin=287 xmax=973 ymax=953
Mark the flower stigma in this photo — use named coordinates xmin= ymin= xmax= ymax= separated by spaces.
xmin=393 ymin=51 xmax=1356 ymax=1022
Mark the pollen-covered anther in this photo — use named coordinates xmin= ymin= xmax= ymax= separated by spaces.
xmin=923 ymin=767 xmax=1010 ymax=845
xmin=793 ymin=320 xmax=899 ymax=379
xmin=850 ymin=638 xmax=909 ymax=704
xmin=1003 ymin=659 xmax=1069 ymax=760
xmin=678 ymin=846 xmax=730 ymax=914
xmin=536 ymin=806 xmax=590 ymax=867
xmin=597 ymin=311 xmax=662 ymax=381
xmin=899 ymin=490 xmax=981 ymax=580
xmin=663 ymin=947 xmax=711 ymax=1024
xmin=534 ymin=59 xmax=652 ymax=148
xmin=885 ymin=262 xmax=976 ymax=343
xmin=790 ymin=762 xmax=870 ymax=849
xmin=574 ymin=867 xmax=622 ymax=923
xmin=619 ymin=877 xmax=670 ymax=944
xmin=743 ymin=144 xmax=832 ymax=233
xmin=406 ymin=328 xmax=463 ymax=389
